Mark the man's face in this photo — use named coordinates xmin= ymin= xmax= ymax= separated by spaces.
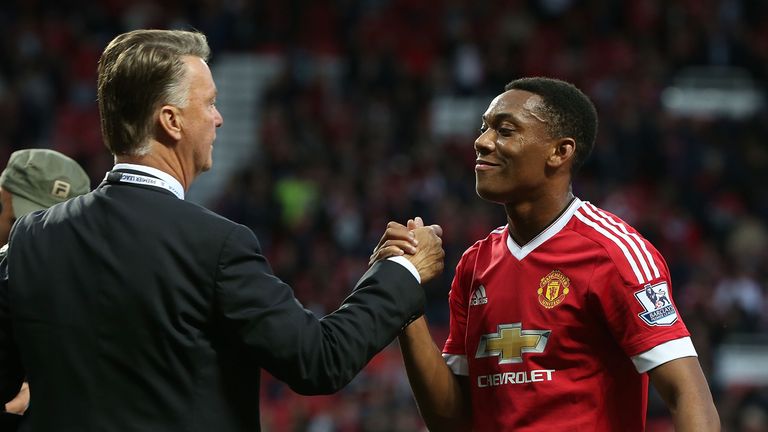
xmin=474 ymin=89 xmax=555 ymax=204
xmin=0 ymin=187 xmax=16 ymax=244
xmin=178 ymin=56 xmax=223 ymax=174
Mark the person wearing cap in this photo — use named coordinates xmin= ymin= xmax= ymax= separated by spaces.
xmin=0 ymin=148 xmax=90 ymax=427
xmin=0 ymin=149 xmax=91 ymax=247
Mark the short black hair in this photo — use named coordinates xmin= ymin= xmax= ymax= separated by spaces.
xmin=504 ymin=77 xmax=598 ymax=174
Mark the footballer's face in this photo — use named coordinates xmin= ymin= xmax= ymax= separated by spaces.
xmin=474 ymin=89 xmax=556 ymax=204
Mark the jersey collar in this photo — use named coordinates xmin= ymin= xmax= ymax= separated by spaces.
xmin=506 ymin=197 xmax=582 ymax=260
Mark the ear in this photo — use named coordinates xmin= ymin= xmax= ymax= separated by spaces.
xmin=158 ymin=105 xmax=183 ymax=141
xmin=547 ymin=137 xmax=576 ymax=169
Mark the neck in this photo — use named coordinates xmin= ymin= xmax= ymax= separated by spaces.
xmin=114 ymin=142 xmax=194 ymax=191
xmin=504 ymin=187 xmax=574 ymax=245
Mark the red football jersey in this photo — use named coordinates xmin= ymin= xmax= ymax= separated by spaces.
xmin=442 ymin=198 xmax=696 ymax=431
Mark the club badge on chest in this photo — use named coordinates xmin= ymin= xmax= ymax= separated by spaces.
xmin=537 ymin=270 xmax=570 ymax=309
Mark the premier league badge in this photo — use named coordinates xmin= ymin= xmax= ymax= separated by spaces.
xmin=634 ymin=282 xmax=678 ymax=326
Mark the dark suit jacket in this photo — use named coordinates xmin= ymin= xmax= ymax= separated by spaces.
xmin=0 ymin=170 xmax=424 ymax=431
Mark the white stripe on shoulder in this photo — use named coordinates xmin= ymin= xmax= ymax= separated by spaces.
xmin=575 ymin=208 xmax=645 ymax=284
xmin=581 ymin=204 xmax=653 ymax=281
xmin=491 ymin=225 xmax=506 ymax=235
xmin=442 ymin=353 xmax=469 ymax=376
xmin=585 ymin=203 xmax=661 ymax=279
xmin=631 ymin=337 xmax=698 ymax=373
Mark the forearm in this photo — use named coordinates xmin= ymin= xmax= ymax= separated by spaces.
xmin=279 ymin=261 xmax=425 ymax=395
xmin=667 ymin=387 xmax=720 ymax=432
xmin=399 ymin=317 xmax=471 ymax=431
xmin=650 ymin=357 xmax=720 ymax=432
xmin=667 ymin=390 xmax=720 ymax=432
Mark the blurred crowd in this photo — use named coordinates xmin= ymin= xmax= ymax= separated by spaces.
xmin=1 ymin=0 xmax=767 ymax=431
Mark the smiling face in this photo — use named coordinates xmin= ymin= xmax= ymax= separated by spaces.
xmin=178 ymin=56 xmax=223 ymax=174
xmin=474 ymin=89 xmax=560 ymax=204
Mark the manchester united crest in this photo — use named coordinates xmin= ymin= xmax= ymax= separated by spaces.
xmin=538 ymin=270 xmax=570 ymax=309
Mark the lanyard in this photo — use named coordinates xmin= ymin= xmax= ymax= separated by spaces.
xmin=104 ymin=171 xmax=184 ymax=200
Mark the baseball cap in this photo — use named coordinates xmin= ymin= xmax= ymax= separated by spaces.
xmin=0 ymin=149 xmax=91 ymax=218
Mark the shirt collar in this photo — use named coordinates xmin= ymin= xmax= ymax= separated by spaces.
xmin=112 ymin=163 xmax=185 ymax=200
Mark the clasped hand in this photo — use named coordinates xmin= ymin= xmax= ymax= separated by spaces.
xmin=370 ymin=217 xmax=444 ymax=283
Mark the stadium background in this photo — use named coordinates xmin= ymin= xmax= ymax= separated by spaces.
xmin=1 ymin=0 xmax=766 ymax=430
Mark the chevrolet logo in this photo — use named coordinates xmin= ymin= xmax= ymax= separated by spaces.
xmin=475 ymin=323 xmax=550 ymax=364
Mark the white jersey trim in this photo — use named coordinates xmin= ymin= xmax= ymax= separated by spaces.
xmin=631 ymin=336 xmax=698 ymax=373
xmin=442 ymin=353 xmax=469 ymax=376
xmin=580 ymin=204 xmax=654 ymax=282
xmin=574 ymin=210 xmax=645 ymax=283
xmin=505 ymin=197 xmax=583 ymax=260
xmin=585 ymin=203 xmax=661 ymax=279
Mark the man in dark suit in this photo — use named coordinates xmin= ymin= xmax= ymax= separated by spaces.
xmin=0 ymin=29 xmax=444 ymax=432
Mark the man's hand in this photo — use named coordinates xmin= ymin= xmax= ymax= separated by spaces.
xmin=370 ymin=217 xmax=444 ymax=283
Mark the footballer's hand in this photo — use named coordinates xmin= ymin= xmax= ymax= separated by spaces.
xmin=370 ymin=218 xmax=444 ymax=283
xmin=406 ymin=224 xmax=445 ymax=283
xmin=369 ymin=218 xmax=444 ymax=264
xmin=369 ymin=221 xmax=419 ymax=266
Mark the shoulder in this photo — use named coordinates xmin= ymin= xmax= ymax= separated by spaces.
xmin=169 ymin=201 xmax=261 ymax=254
xmin=570 ymin=201 xmax=666 ymax=286
xmin=454 ymin=225 xmax=507 ymax=274
xmin=461 ymin=225 xmax=506 ymax=259
xmin=123 ymin=190 xmax=244 ymax=235
xmin=182 ymin=199 xmax=239 ymax=225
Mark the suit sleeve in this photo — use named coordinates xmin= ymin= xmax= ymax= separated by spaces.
xmin=214 ymin=224 xmax=425 ymax=395
xmin=0 ymin=251 xmax=24 ymax=403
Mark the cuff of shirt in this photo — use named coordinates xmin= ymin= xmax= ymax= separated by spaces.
xmin=631 ymin=336 xmax=698 ymax=373
xmin=387 ymin=255 xmax=420 ymax=284
xmin=442 ymin=353 xmax=469 ymax=376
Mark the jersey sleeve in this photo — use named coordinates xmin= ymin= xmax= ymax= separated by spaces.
xmin=589 ymin=234 xmax=695 ymax=373
xmin=441 ymin=246 xmax=477 ymax=376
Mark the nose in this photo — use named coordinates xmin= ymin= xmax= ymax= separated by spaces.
xmin=474 ymin=129 xmax=494 ymax=155
xmin=215 ymin=107 xmax=223 ymax=127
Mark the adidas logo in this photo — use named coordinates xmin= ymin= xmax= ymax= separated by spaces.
xmin=470 ymin=285 xmax=488 ymax=306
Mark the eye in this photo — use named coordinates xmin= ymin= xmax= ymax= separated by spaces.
xmin=497 ymin=127 xmax=514 ymax=137
xmin=479 ymin=124 xmax=488 ymax=134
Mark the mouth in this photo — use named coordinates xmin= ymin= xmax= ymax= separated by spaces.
xmin=475 ymin=159 xmax=500 ymax=171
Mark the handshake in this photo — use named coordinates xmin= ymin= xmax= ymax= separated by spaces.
xmin=369 ymin=217 xmax=445 ymax=284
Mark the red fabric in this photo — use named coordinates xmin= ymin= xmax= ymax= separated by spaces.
xmin=443 ymin=199 xmax=691 ymax=431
